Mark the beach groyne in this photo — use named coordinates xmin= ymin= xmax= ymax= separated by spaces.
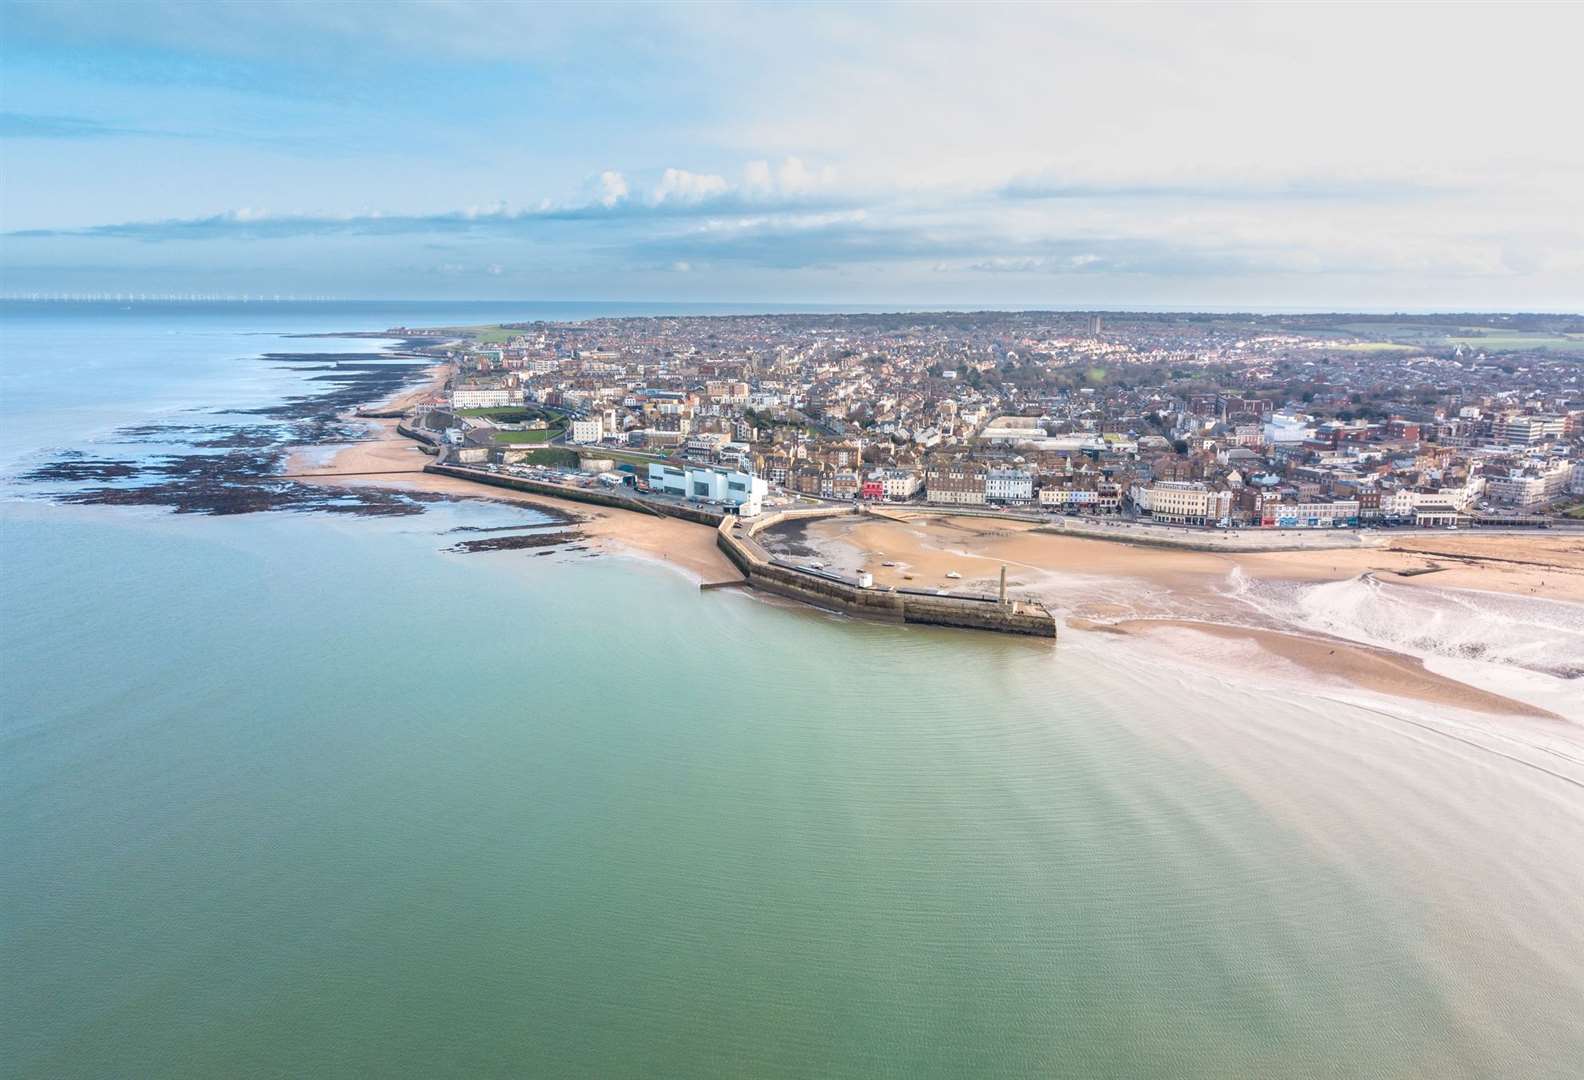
xmin=717 ymin=509 xmax=1057 ymax=638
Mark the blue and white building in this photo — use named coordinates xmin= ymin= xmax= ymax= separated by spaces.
xmin=647 ymin=463 xmax=768 ymax=516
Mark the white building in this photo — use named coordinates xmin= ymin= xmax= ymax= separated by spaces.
xmin=684 ymin=432 xmax=729 ymax=459
xmin=1490 ymin=415 xmax=1565 ymax=446
xmin=569 ymin=416 xmax=604 ymax=444
xmin=1039 ymin=486 xmax=1099 ymax=509
xmin=1485 ymin=460 xmax=1572 ymax=509
xmin=1269 ymin=499 xmax=1360 ymax=528
xmin=985 ymin=467 xmax=1034 ymax=503
xmin=880 ymin=468 xmax=921 ymax=501
xmin=647 ymin=463 xmax=768 ymax=515
xmin=1135 ymin=481 xmax=1231 ymax=526
xmin=450 ymin=387 xmax=521 ymax=409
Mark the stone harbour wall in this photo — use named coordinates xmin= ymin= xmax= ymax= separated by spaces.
xmin=718 ymin=510 xmax=1057 ymax=639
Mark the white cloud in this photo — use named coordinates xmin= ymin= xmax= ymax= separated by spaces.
xmin=650 ymin=168 xmax=729 ymax=205
xmin=742 ymin=159 xmax=773 ymax=195
xmin=742 ymin=157 xmax=837 ymax=198
xmin=597 ymin=170 xmax=628 ymax=207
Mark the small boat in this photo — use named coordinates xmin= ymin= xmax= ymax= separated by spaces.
xmin=881 ymin=561 xmax=896 ymax=567
xmin=945 ymin=570 xmax=962 ymax=579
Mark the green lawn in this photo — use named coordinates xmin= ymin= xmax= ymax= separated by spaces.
xmin=430 ymin=324 xmax=526 ymax=345
xmin=579 ymin=448 xmax=661 ymax=471
xmin=458 ymin=406 xmax=541 ymax=420
xmin=1333 ymin=341 xmax=1420 ymax=354
xmin=1325 ymin=321 xmax=1584 ymax=355
xmin=470 ymin=325 xmax=524 ymax=344
xmin=1442 ymin=332 xmax=1584 ymax=353
xmin=494 ymin=428 xmax=560 ymax=445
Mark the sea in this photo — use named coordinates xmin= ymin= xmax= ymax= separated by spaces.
xmin=2 ymin=301 xmax=1581 ymax=1079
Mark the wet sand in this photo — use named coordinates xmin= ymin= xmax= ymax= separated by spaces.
xmin=788 ymin=512 xmax=1584 ymax=604
xmin=782 ymin=512 xmax=1584 ymax=717
xmin=369 ymin=362 xmax=450 ymax=413
xmin=1093 ymin=618 xmax=1558 ymax=718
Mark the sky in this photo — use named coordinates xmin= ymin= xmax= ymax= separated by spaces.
xmin=2 ymin=0 xmax=1581 ymax=309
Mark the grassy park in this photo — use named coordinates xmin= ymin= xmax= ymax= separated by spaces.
xmin=494 ymin=427 xmax=561 ymax=445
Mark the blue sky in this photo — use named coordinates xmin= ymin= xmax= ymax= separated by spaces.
xmin=3 ymin=1 xmax=1581 ymax=308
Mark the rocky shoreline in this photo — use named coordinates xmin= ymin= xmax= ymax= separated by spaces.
xmin=18 ymin=351 xmax=447 ymax=517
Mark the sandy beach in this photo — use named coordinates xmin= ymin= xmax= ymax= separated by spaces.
xmin=783 ymin=511 xmax=1584 ymax=604
xmin=370 ymin=361 xmax=451 ymax=414
xmin=286 ymin=420 xmax=739 ymax=583
xmin=1094 ymin=618 xmax=1559 ymax=718
xmin=771 ymin=511 xmax=1584 ymax=718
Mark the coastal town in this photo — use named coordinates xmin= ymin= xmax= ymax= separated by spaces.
xmin=402 ymin=310 xmax=1584 ymax=531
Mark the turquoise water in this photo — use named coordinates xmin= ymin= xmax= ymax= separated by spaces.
xmin=3 ymin=304 xmax=1582 ymax=1077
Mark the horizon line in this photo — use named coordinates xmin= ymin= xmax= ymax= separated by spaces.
xmin=3 ymin=296 xmax=1582 ymax=317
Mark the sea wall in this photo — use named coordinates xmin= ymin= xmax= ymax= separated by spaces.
xmin=867 ymin=502 xmax=1387 ymax=552
xmin=397 ymin=421 xmax=442 ymax=447
xmin=424 ymin=463 xmax=726 ymax=525
xmin=1034 ymin=516 xmax=1388 ymax=552
xmin=718 ymin=510 xmax=1057 ymax=638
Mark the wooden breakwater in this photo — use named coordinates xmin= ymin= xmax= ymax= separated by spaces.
xmin=717 ymin=509 xmax=1057 ymax=638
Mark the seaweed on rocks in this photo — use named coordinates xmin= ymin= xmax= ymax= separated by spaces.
xmin=445 ymin=505 xmax=580 ymax=531
xmin=35 ymin=447 xmax=442 ymax=516
xmin=17 ymin=350 xmax=445 ymax=518
xmin=242 ymin=363 xmax=427 ymax=422
xmin=447 ymin=530 xmax=583 ymax=554
xmin=192 ymin=426 xmax=285 ymax=449
xmin=258 ymin=351 xmax=404 ymax=364
xmin=21 ymin=456 xmax=140 ymax=483
xmin=108 ymin=422 xmax=286 ymax=448
xmin=756 ymin=517 xmax=823 ymax=558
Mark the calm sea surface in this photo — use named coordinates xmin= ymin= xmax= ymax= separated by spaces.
xmin=3 ymin=303 xmax=1581 ymax=1078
